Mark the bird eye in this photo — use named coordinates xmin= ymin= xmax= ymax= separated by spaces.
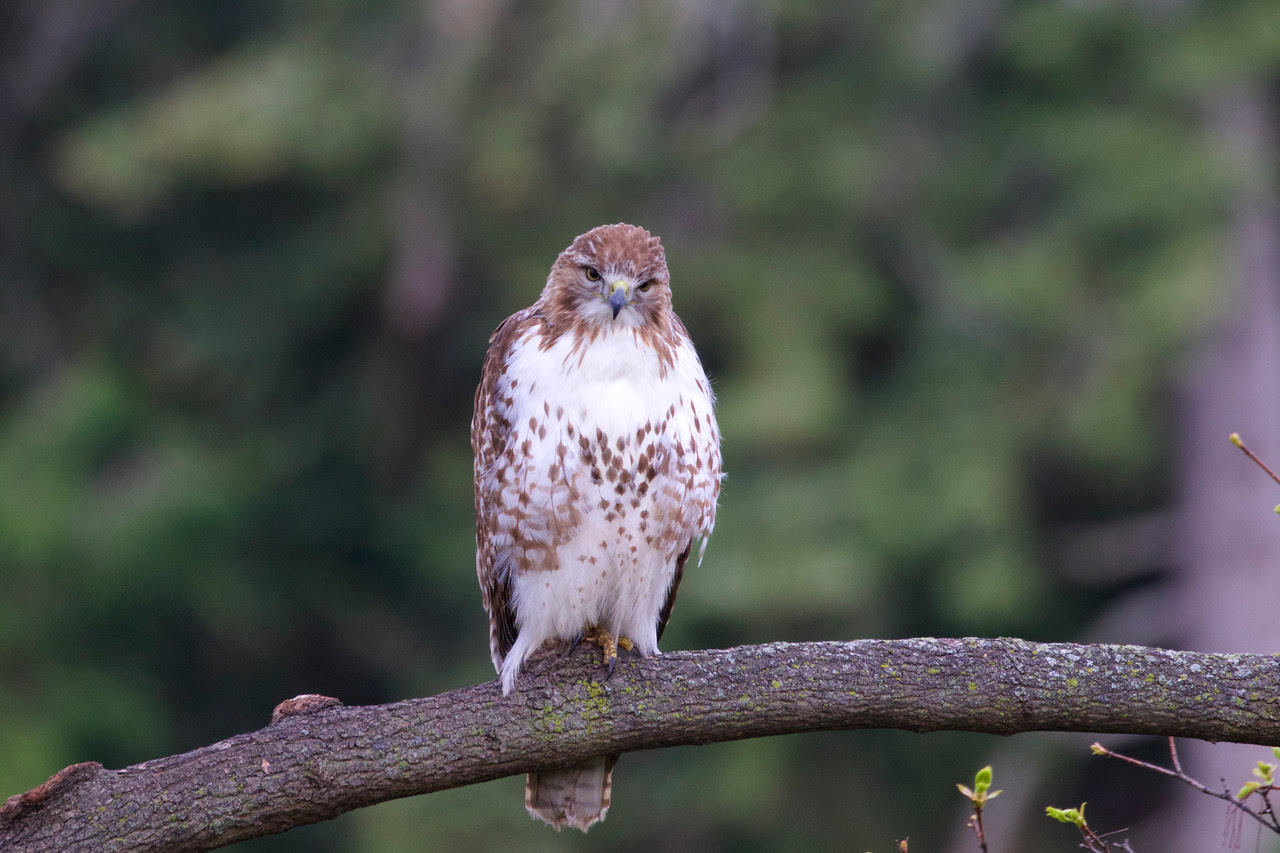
xmin=637 ymin=280 xmax=655 ymax=292
xmin=584 ymin=267 xmax=601 ymax=282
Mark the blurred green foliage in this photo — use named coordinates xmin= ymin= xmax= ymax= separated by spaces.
xmin=1 ymin=0 xmax=1274 ymax=849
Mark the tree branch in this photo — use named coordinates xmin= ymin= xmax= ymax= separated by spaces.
xmin=4 ymin=637 xmax=1279 ymax=851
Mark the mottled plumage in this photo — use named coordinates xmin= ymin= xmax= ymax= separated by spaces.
xmin=472 ymin=223 xmax=722 ymax=831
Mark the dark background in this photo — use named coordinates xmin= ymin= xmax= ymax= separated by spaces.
xmin=3 ymin=1 xmax=1279 ymax=850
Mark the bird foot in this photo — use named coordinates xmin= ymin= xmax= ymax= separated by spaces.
xmin=578 ymin=626 xmax=635 ymax=677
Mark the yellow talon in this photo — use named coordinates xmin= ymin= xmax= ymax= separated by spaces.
xmin=580 ymin=626 xmax=635 ymax=674
xmin=601 ymin=633 xmax=618 ymax=667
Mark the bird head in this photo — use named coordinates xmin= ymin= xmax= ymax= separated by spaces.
xmin=542 ymin=223 xmax=672 ymax=330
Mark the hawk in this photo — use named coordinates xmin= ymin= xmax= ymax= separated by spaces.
xmin=471 ymin=223 xmax=722 ymax=831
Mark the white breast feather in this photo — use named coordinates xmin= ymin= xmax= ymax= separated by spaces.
xmin=491 ymin=325 xmax=719 ymax=693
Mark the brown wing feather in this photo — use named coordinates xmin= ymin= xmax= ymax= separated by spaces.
xmin=472 ymin=308 xmax=541 ymax=667
xmin=655 ymin=538 xmax=693 ymax=642
xmin=483 ymin=555 xmax=519 ymax=659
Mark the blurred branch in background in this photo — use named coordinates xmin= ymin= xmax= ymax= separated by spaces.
xmin=4 ymin=638 xmax=1280 ymax=852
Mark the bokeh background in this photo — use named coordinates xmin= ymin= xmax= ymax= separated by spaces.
xmin=3 ymin=1 xmax=1279 ymax=850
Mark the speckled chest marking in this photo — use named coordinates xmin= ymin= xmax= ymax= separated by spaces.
xmin=481 ymin=322 xmax=719 ymax=691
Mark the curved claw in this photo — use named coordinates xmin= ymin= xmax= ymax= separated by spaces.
xmin=598 ymin=632 xmax=619 ymax=674
xmin=577 ymin=626 xmax=635 ymax=678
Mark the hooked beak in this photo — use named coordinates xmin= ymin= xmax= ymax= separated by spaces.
xmin=608 ymin=280 xmax=629 ymax=318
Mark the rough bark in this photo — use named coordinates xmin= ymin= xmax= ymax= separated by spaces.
xmin=3 ymin=637 xmax=1279 ymax=852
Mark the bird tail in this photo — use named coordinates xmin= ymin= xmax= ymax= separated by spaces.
xmin=525 ymin=754 xmax=618 ymax=832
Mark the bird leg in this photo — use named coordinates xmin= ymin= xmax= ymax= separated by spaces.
xmin=578 ymin=626 xmax=635 ymax=676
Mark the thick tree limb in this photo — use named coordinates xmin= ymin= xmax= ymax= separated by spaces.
xmin=3 ymin=637 xmax=1279 ymax=851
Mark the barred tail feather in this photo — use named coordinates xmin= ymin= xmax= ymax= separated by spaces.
xmin=525 ymin=754 xmax=618 ymax=832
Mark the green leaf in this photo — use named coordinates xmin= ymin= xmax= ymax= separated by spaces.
xmin=1239 ymin=781 xmax=1261 ymax=799
xmin=974 ymin=765 xmax=993 ymax=796
xmin=1045 ymin=806 xmax=1083 ymax=825
xmin=1253 ymin=761 xmax=1274 ymax=783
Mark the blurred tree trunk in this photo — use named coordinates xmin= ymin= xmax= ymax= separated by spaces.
xmin=0 ymin=0 xmax=136 ymax=377
xmin=947 ymin=67 xmax=1280 ymax=853
xmin=1142 ymin=84 xmax=1280 ymax=851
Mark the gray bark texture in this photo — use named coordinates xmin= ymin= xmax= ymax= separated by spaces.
xmin=3 ymin=637 xmax=1279 ymax=852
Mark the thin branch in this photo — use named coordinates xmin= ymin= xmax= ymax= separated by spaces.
xmin=1093 ymin=740 xmax=1280 ymax=835
xmin=3 ymin=638 xmax=1280 ymax=852
xmin=1079 ymin=820 xmax=1110 ymax=851
xmin=966 ymin=809 xmax=989 ymax=852
xmin=1229 ymin=432 xmax=1280 ymax=487
xmin=1168 ymin=735 xmax=1183 ymax=774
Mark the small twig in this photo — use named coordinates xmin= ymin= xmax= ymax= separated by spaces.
xmin=1046 ymin=801 xmax=1132 ymax=850
xmin=1261 ymin=787 xmax=1276 ymax=819
xmin=1225 ymin=798 xmax=1244 ymax=849
xmin=957 ymin=766 xmax=998 ymax=852
xmin=1229 ymin=433 xmax=1280 ymax=487
xmin=1092 ymin=740 xmax=1280 ymax=835
xmin=966 ymin=811 xmax=989 ymax=853
xmin=1079 ymin=820 xmax=1110 ymax=851
xmin=1097 ymin=826 xmax=1135 ymax=851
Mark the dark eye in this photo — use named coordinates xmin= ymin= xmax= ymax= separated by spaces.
xmin=584 ymin=267 xmax=601 ymax=282
xmin=637 ymin=279 xmax=655 ymax=291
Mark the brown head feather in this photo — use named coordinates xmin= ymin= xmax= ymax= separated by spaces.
xmin=538 ymin=224 xmax=675 ymax=347
xmin=559 ymin=223 xmax=667 ymax=282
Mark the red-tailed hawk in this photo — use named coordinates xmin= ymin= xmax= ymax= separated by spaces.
xmin=472 ymin=223 xmax=722 ymax=831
